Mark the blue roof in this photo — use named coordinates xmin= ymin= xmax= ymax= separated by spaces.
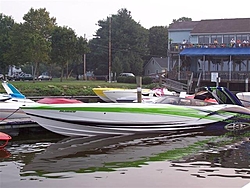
xmin=180 ymin=48 xmax=250 ymax=56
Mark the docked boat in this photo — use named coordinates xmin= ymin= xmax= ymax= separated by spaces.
xmin=37 ymin=97 xmax=83 ymax=104
xmin=20 ymin=86 xmax=250 ymax=137
xmin=0 ymin=82 xmax=36 ymax=124
xmin=20 ymin=101 xmax=250 ymax=137
xmin=93 ymin=87 xmax=174 ymax=103
xmin=1 ymin=81 xmax=34 ymax=104
xmin=92 ymin=87 xmax=121 ymax=102
xmin=0 ymin=82 xmax=82 ymax=126
xmin=0 ymin=132 xmax=12 ymax=148
xmin=236 ymin=92 xmax=250 ymax=107
xmin=103 ymin=88 xmax=151 ymax=103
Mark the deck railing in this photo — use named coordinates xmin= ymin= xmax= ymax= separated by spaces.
xmin=170 ymin=42 xmax=250 ymax=53
xmin=167 ymin=71 xmax=250 ymax=82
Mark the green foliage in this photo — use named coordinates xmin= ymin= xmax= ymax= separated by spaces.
xmin=169 ymin=17 xmax=192 ymax=27
xmin=142 ymin=77 xmax=154 ymax=85
xmin=23 ymin=8 xmax=56 ymax=39
xmin=1 ymin=8 xmax=172 ymax=81
xmin=0 ymin=14 xmax=15 ymax=74
xmin=4 ymin=23 xmax=29 ymax=66
xmin=117 ymin=76 xmax=136 ymax=83
xmin=148 ymin=26 xmax=168 ymax=57
xmin=50 ymin=26 xmax=77 ymax=81
xmin=88 ymin=8 xmax=149 ymax=76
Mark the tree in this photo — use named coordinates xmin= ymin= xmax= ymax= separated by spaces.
xmin=75 ymin=36 xmax=90 ymax=80
xmin=148 ymin=26 xmax=168 ymax=57
xmin=171 ymin=17 xmax=192 ymax=24
xmin=50 ymin=26 xmax=77 ymax=82
xmin=0 ymin=13 xmax=15 ymax=77
xmin=87 ymin=8 xmax=149 ymax=76
xmin=23 ymin=8 xmax=56 ymax=39
xmin=22 ymin=8 xmax=56 ymax=81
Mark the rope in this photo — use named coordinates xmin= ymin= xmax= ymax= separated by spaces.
xmin=0 ymin=108 xmax=20 ymax=122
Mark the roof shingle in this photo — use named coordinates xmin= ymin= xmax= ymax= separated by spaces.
xmin=168 ymin=21 xmax=199 ymax=30
xmin=191 ymin=18 xmax=250 ymax=34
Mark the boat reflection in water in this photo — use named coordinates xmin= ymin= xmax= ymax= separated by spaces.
xmin=19 ymin=127 xmax=250 ymax=179
xmin=0 ymin=148 xmax=11 ymax=159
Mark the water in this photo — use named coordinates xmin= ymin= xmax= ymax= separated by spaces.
xmin=1 ymin=129 xmax=250 ymax=188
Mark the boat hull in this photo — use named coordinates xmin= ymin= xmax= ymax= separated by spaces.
xmin=103 ymin=89 xmax=151 ymax=103
xmin=92 ymin=88 xmax=120 ymax=102
xmin=21 ymin=103 xmax=250 ymax=137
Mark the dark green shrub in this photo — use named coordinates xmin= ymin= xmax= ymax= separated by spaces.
xmin=142 ymin=77 xmax=153 ymax=85
xmin=117 ymin=76 xmax=136 ymax=83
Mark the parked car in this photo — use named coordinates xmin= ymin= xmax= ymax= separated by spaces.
xmin=119 ymin=73 xmax=135 ymax=77
xmin=19 ymin=74 xmax=34 ymax=81
xmin=38 ymin=75 xmax=52 ymax=81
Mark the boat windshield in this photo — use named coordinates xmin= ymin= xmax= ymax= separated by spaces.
xmin=155 ymin=96 xmax=212 ymax=106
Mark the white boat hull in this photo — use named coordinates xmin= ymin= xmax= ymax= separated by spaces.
xmin=21 ymin=103 xmax=250 ymax=137
xmin=104 ymin=89 xmax=151 ymax=103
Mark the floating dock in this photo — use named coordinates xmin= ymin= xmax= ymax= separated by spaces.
xmin=0 ymin=118 xmax=39 ymax=129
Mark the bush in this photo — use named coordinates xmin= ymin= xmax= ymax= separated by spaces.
xmin=117 ymin=76 xmax=136 ymax=83
xmin=142 ymin=77 xmax=153 ymax=85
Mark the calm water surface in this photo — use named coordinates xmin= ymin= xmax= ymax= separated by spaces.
xmin=0 ymin=129 xmax=250 ymax=188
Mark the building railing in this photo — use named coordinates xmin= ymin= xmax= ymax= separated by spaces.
xmin=167 ymin=70 xmax=250 ymax=82
xmin=170 ymin=42 xmax=250 ymax=53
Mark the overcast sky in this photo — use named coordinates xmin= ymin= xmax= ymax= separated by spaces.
xmin=1 ymin=0 xmax=250 ymax=39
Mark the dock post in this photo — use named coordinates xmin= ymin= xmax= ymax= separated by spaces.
xmin=245 ymin=78 xmax=249 ymax=92
xmin=136 ymin=76 xmax=142 ymax=103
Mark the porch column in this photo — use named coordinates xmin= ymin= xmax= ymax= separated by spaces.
xmin=178 ymin=55 xmax=181 ymax=80
xmin=229 ymin=55 xmax=232 ymax=81
xmin=203 ymin=55 xmax=205 ymax=80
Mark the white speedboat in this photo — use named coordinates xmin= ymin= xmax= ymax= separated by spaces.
xmin=92 ymin=88 xmax=121 ymax=102
xmin=20 ymin=86 xmax=250 ymax=137
xmin=20 ymin=101 xmax=250 ymax=137
xmin=103 ymin=88 xmax=151 ymax=102
xmin=0 ymin=82 xmax=35 ymax=123
xmin=104 ymin=88 xmax=175 ymax=103
xmin=236 ymin=92 xmax=250 ymax=107
xmin=0 ymin=82 xmax=85 ymax=123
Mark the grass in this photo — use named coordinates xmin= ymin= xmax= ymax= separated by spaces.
xmin=0 ymin=78 xmax=158 ymax=97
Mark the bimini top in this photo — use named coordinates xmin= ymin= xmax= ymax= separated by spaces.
xmin=180 ymin=47 xmax=250 ymax=56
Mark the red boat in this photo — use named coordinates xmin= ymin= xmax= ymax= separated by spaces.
xmin=0 ymin=132 xmax=12 ymax=148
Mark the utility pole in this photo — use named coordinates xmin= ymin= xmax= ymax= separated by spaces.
xmin=108 ymin=16 xmax=112 ymax=83
xmin=83 ymin=34 xmax=87 ymax=80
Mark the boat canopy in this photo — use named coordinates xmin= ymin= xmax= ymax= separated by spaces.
xmin=180 ymin=48 xmax=250 ymax=56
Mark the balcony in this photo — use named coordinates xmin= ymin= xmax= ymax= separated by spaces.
xmin=169 ymin=42 xmax=250 ymax=54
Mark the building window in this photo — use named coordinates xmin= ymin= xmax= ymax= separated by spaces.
xmin=211 ymin=35 xmax=222 ymax=44
xmin=223 ymin=35 xmax=234 ymax=45
xmin=198 ymin=35 xmax=209 ymax=44
xmin=236 ymin=34 xmax=248 ymax=42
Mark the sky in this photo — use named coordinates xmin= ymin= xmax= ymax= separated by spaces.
xmin=1 ymin=0 xmax=250 ymax=39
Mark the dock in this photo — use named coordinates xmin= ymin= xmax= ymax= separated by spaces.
xmin=0 ymin=118 xmax=39 ymax=130
xmin=0 ymin=118 xmax=38 ymax=129
xmin=0 ymin=118 xmax=40 ymax=136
